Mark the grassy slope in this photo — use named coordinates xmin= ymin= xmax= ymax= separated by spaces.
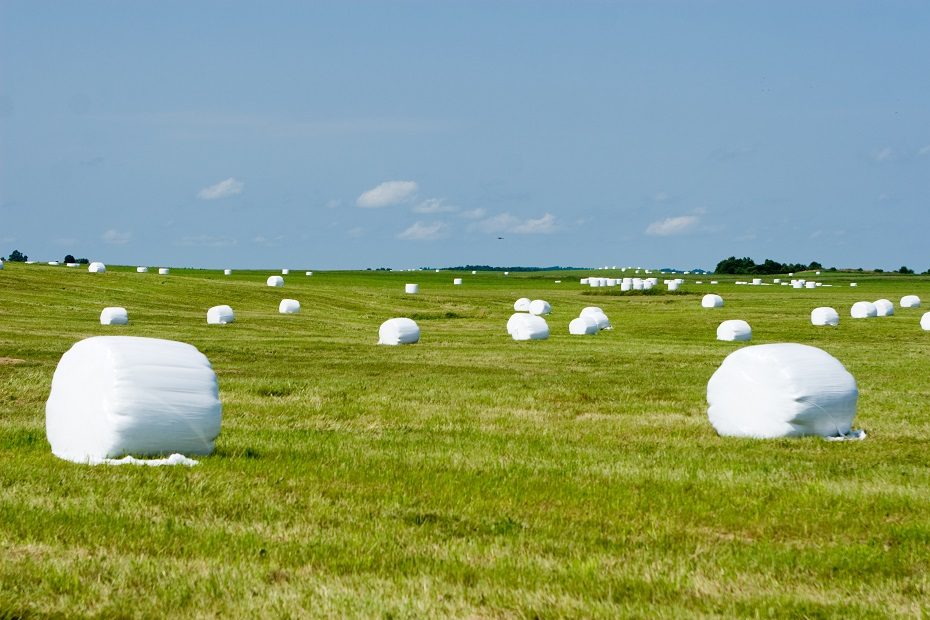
xmin=1 ymin=264 xmax=929 ymax=618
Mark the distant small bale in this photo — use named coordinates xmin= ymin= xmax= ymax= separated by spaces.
xmin=405 ymin=283 xmax=419 ymax=294
xmin=717 ymin=320 xmax=752 ymax=342
xmin=811 ymin=307 xmax=840 ymax=326
xmin=901 ymin=295 xmax=921 ymax=309
xmin=88 ymin=262 xmax=106 ymax=273
xmin=378 ymin=318 xmax=420 ymax=345
xmin=529 ymin=300 xmax=551 ymax=316
xmin=874 ymin=299 xmax=894 ymax=317
xmin=569 ymin=316 xmax=598 ymax=335
xmin=207 ymin=305 xmax=235 ymax=325
xmin=702 ymin=294 xmax=724 ymax=308
xmin=267 ymin=276 xmax=284 ymax=287
xmin=278 ymin=299 xmax=300 ymax=314
xmin=851 ymin=301 xmax=877 ymax=318
xmin=100 ymin=307 xmax=128 ymax=326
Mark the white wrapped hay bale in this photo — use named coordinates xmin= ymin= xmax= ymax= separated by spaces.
xmin=158 ymin=268 xmax=170 ymax=275
xmin=305 ymin=271 xmax=313 ymax=276
xmin=471 ymin=270 xmax=477 ymax=275
xmin=404 ymin=283 xmax=419 ymax=294
xmin=0 ymin=261 xmax=4 ymax=270
xmin=279 ymin=299 xmax=300 ymax=314
xmin=281 ymin=269 xmax=289 ymax=275
xmin=267 ymin=275 xmax=284 ymax=287
xmin=667 ymin=280 xmax=680 ymax=291
xmin=874 ymin=299 xmax=894 ymax=317
xmin=46 ymin=336 xmax=222 ymax=463
xmin=579 ymin=278 xmax=589 ymax=284
xmin=378 ymin=318 xmax=420 ymax=345
xmin=453 ymin=278 xmax=463 ymax=285
xmin=509 ymin=314 xmax=549 ymax=341
xmin=514 ymin=297 xmax=531 ymax=312
xmin=569 ymin=316 xmax=599 ymax=335
xmin=901 ymin=295 xmax=921 ymax=309
xmin=707 ymin=343 xmax=858 ymax=439
xmin=528 ymin=299 xmax=551 ymax=316
xmin=580 ymin=306 xmax=610 ymax=330
xmin=136 ymin=266 xmax=148 ymax=273
xmin=88 ymin=262 xmax=106 ymax=273
xmin=48 ymin=261 xmax=60 ymax=266
xmin=207 ymin=305 xmax=235 ymax=325
xmin=100 ymin=307 xmax=128 ymax=326
xmin=921 ymin=312 xmax=930 ymax=331
xmin=752 ymin=278 xmax=762 ymax=286
xmin=702 ymin=294 xmax=724 ymax=308
xmin=717 ymin=320 xmax=752 ymax=342
xmin=224 ymin=269 xmax=232 ymax=276
xmin=850 ymin=282 xmax=857 ymax=287
xmin=850 ymin=301 xmax=877 ymax=319
xmin=811 ymin=307 xmax=840 ymax=326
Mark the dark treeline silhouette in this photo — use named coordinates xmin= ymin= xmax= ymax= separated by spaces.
xmin=715 ymin=256 xmax=822 ymax=275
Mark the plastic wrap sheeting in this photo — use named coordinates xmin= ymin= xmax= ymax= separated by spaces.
xmin=811 ymin=307 xmax=840 ymax=326
xmin=100 ymin=307 xmax=128 ymax=326
xmin=510 ymin=314 xmax=549 ymax=341
xmin=378 ymin=318 xmax=420 ymax=345
xmin=707 ymin=343 xmax=858 ymax=438
xmin=513 ymin=298 xmax=531 ymax=312
xmin=266 ymin=275 xmax=284 ymax=287
xmin=580 ymin=307 xmax=610 ymax=330
xmin=874 ymin=299 xmax=894 ymax=317
xmin=88 ymin=262 xmax=106 ymax=273
xmin=717 ymin=320 xmax=752 ymax=342
xmin=207 ymin=305 xmax=235 ymax=324
xmin=569 ymin=316 xmax=598 ymax=335
xmin=46 ymin=336 xmax=222 ymax=463
xmin=851 ymin=301 xmax=877 ymax=318
xmin=900 ymin=295 xmax=921 ymax=309
xmin=528 ymin=299 xmax=551 ymax=316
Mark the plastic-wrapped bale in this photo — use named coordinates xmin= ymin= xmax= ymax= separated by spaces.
xmin=921 ymin=312 xmax=930 ymax=331
xmin=702 ymin=294 xmax=724 ymax=308
xmin=811 ymin=307 xmax=840 ymax=326
xmin=100 ymin=307 xmax=128 ymax=326
xmin=529 ymin=299 xmax=551 ymax=316
xmin=752 ymin=278 xmax=762 ymax=286
xmin=224 ymin=269 xmax=232 ymax=276
xmin=305 ymin=271 xmax=313 ymax=276
xmin=850 ymin=282 xmax=857 ymax=287
xmin=0 ymin=261 xmax=4 ymax=270
xmin=158 ymin=268 xmax=170 ymax=275
xmin=901 ymin=295 xmax=921 ymax=309
xmin=874 ymin=299 xmax=894 ymax=317
xmin=453 ymin=278 xmax=463 ymax=285
xmin=580 ymin=306 xmax=610 ymax=330
xmin=707 ymin=343 xmax=858 ymax=438
xmin=136 ymin=266 xmax=148 ymax=273
xmin=471 ymin=270 xmax=477 ymax=275
xmin=405 ymin=283 xmax=419 ymax=294
xmin=717 ymin=320 xmax=752 ymax=342
xmin=569 ymin=316 xmax=599 ymax=335
xmin=281 ymin=269 xmax=289 ymax=275
xmin=267 ymin=275 xmax=284 ymax=287
xmin=378 ymin=318 xmax=420 ymax=345
xmin=509 ymin=314 xmax=549 ymax=341
xmin=45 ymin=336 xmax=222 ymax=463
xmin=850 ymin=301 xmax=877 ymax=318
xmin=88 ymin=262 xmax=106 ymax=273
xmin=805 ymin=281 xmax=816 ymax=289
xmin=67 ymin=263 xmax=79 ymax=267
xmin=48 ymin=261 xmax=60 ymax=266
xmin=514 ymin=297 xmax=531 ymax=312
xmin=279 ymin=299 xmax=300 ymax=314
xmin=207 ymin=305 xmax=235 ymax=325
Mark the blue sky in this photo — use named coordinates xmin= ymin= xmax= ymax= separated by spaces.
xmin=1 ymin=1 xmax=928 ymax=270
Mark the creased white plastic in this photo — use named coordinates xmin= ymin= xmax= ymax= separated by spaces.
xmin=528 ymin=300 xmax=551 ymax=316
xmin=707 ymin=343 xmax=859 ymax=439
xmin=874 ymin=299 xmax=894 ymax=317
xmin=378 ymin=318 xmax=420 ymax=345
xmin=510 ymin=314 xmax=549 ymax=341
xmin=46 ymin=336 xmax=222 ymax=463
xmin=579 ymin=307 xmax=610 ymax=330
xmin=88 ymin=262 xmax=106 ymax=273
xmin=702 ymin=294 xmax=724 ymax=308
xmin=514 ymin=298 xmax=531 ymax=312
xmin=266 ymin=275 xmax=284 ymax=287
xmin=900 ymin=295 xmax=921 ymax=309
xmin=716 ymin=320 xmax=752 ymax=342
xmin=207 ymin=305 xmax=235 ymax=324
xmin=569 ymin=316 xmax=599 ymax=335
xmin=811 ymin=307 xmax=840 ymax=327
xmin=278 ymin=299 xmax=300 ymax=314
xmin=851 ymin=301 xmax=877 ymax=318
xmin=100 ymin=307 xmax=128 ymax=326
xmin=921 ymin=312 xmax=930 ymax=331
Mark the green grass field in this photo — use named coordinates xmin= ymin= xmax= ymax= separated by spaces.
xmin=1 ymin=263 xmax=929 ymax=618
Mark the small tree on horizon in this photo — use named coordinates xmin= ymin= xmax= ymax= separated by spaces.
xmin=7 ymin=249 xmax=27 ymax=262
xmin=64 ymin=254 xmax=76 ymax=264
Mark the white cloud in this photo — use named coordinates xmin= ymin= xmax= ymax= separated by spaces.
xmin=475 ymin=212 xmax=557 ymax=235
xmin=357 ymin=180 xmax=418 ymax=208
xmin=197 ymin=177 xmax=244 ymax=200
xmin=874 ymin=147 xmax=894 ymax=162
xmin=101 ymin=229 xmax=131 ymax=244
xmin=175 ymin=235 xmax=237 ymax=247
xmin=918 ymin=145 xmax=930 ymax=156
xmin=347 ymin=227 xmax=365 ymax=238
xmin=645 ymin=215 xmax=700 ymax=236
xmin=412 ymin=198 xmax=457 ymax=214
xmin=458 ymin=208 xmax=486 ymax=220
xmin=397 ymin=221 xmax=449 ymax=241
xmin=653 ymin=191 xmax=670 ymax=203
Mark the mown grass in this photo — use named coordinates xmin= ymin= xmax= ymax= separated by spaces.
xmin=1 ymin=263 xmax=929 ymax=618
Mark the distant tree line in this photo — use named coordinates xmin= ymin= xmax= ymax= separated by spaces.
xmin=5 ymin=250 xmax=89 ymax=264
xmin=439 ymin=265 xmax=586 ymax=272
xmin=715 ymin=256 xmax=928 ymax=275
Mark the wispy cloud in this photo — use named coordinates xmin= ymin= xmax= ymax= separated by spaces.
xmin=918 ymin=145 xmax=930 ymax=156
xmin=397 ymin=221 xmax=449 ymax=241
xmin=652 ymin=191 xmax=671 ymax=203
xmin=347 ymin=227 xmax=365 ymax=238
xmin=475 ymin=212 xmax=557 ymax=235
xmin=357 ymin=180 xmax=418 ymax=208
xmin=252 ymin=235 xmax=284 ymax=247
xmin=197 ymin=177 xmax=244 ymax=200
xmin=412 ymin=198 xmax=457 ymax=214
xmin=458 ymin=208 xmax=486 ymax=220
xmin=645 ymin=215 xmax=700 ymax=236
xmin=101 ymin=229 xmax=131 ymax=244
xmin=175 ymin=235 xmax=237 ymax=247
xmin=873 ymin=147 xmax=894 ymax=162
